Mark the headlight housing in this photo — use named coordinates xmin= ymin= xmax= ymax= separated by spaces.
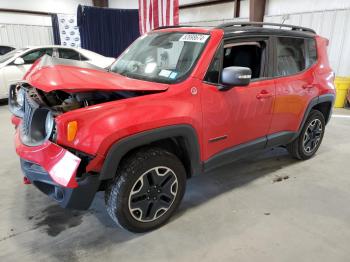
xmin=16 ymin=88 xmax=25 ymax=107
xmin=8 ymin=84 xmax=25 ymax=117
xmin=20 ymin=108 xmax=56 ymax=146
xmin=45 ymin=111 xmax=54 ymax=138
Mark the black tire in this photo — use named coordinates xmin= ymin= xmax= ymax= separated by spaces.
xmin=287 ymin=109 xmax=325 ymax=160
xmin=105 ymin=147 xmax=187 ymax=233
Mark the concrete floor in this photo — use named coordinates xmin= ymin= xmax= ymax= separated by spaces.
xmin=0 ymin=105 xmax=350 ymax=262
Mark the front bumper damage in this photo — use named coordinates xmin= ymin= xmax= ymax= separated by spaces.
xmin=15 ymin=129 xmax=100 ymax=210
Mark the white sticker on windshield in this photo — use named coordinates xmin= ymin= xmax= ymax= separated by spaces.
xmin=179 ymin=34 xmax=209 ymax=43
xmin=159 ymin=69 xmax=172 ymax=77
xmin=169 ymin=72 xmax=178 ymax=79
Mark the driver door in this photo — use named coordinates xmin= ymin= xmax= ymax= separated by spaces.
xmin=201 ymin=37 xmax=275 ymax=161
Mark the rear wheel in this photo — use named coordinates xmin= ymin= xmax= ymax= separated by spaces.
xmin=105 ymin=147 xmax=186 ymax=233
xmin=287 ymin=109 xmax=325 ymax=160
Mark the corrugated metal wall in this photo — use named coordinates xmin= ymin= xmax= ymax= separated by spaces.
xmin=265 ymin=9 xmax=350 ymax=76
xmin=0 ymin=23 xmax=54 ymax=48
xmin=181 ymin=6 xmax=350 ymax=76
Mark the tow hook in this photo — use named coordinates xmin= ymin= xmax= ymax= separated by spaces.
xmin=23 ymin=177 xmax=31 ymax=184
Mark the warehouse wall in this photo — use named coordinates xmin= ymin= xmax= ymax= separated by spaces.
xmin=109 ymin=0 xmax=138 ymax=9
xmin=265 ymin=0 xmax=350 ymax=15
xmin=0 ymin=13 xmax=53 ymax=48
xmin=265 ymin=9 xmax=350 ymax=76
xmin=179 ymin=0 xmax=350 ymax=76
xmin=0 ymin=0 xmax=93 ymax=14
xmin=0 ymin=0 xmax=93 ymax=48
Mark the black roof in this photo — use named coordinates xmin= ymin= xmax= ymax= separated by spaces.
xmin=155 ymin=22 xmax=316 ymax=38
xmin=217 ymin=22 xmax=316 ymax=38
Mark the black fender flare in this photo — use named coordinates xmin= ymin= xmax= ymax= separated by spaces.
xmin=99 ymin=125 xmax=202 ymax=180
xmin=293 ymin=93 xmax=335 ymax=140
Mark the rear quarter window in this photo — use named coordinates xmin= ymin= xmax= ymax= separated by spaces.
xmin=275 ymin=37 xmax=317 ymax=77
xmin=306 ymin=38 xmax=317 ymax=67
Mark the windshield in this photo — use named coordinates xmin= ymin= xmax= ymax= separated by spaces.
xmin=110 ymin=32 xmax=209 ymax=83
xmin=0 ymin=48 xmax=28 ymax=64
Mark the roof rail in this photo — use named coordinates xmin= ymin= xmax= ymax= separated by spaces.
xmin=216 ymin=22 xmax=316 ymax=34
xmin=154 ymin=25 xmax=209 ymax=30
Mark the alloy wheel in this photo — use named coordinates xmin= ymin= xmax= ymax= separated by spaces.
xmin=128 ymin=166 xmax=178 ymax=222
xmin=303 ymin=119 xmax=323 ymax=153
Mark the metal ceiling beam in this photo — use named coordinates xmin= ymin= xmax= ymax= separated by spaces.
xmin=234 ymin=0 xmax=241 ymax=18
xmin=180 ymin=0 xmax=234 ymax=10
xmin=249 ymin=0 xmax=266 ymax=22
xmin=93 ymin=0 xmax=108 ymax=8
xmin=0 ymin=8 xmax=53 ymax=16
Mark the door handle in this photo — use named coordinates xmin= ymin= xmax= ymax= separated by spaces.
xmin=302 ymin=84 xmax=314 ymax=89
xmin=256 ymin=91 xmax=273 ymax=99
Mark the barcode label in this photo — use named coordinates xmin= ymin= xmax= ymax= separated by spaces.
xmin=179 ymin=34 xmax=209 ymax=43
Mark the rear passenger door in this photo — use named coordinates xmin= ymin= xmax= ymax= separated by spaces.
xmin=268 ymin=37 xmax=319 ymax=137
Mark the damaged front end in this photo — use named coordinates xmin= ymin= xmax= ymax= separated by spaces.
xmin=9 ymin=56 xmax=168 ymax=209
xmin=9 ymin=83 xmax=101 ymax=209
xmin=10 ymin=83 xmax=144 ymax=145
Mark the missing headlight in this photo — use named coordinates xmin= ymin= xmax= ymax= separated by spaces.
xmin=20 ymin=108 xmax=56 ymax=146
xmin=8 ymin=84 xmax=25 ymax=117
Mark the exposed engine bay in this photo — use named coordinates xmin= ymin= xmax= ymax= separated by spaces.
xmin=9 ymin=82 xmax=158 ymax=146
xmin=16 ymin=83 xmax=154 ymax=115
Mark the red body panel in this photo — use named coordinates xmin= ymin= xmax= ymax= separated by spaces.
xmin=269 ymin=66 xmax=318 ymax=133
xmin=53 ymin=30 xmax=224 ymax=162
xmin=201 ymin=78 xmax=275 ymax=159
xmin=269 ymin=36 xmax=335 ymax=134
xmin=25 ymin=65 xmax=169 ymax=93
xmin=13 ymin=27 xmax=335 ymax=188
xmin=55 ymin=76 xmax=204 ymax=157
xmin=15 ymin=130 xmax=80 ymax=188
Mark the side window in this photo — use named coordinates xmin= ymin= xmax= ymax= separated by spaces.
xmin=204 ymin=44 xmax=223 ymax=84
xmin=223 ymin=41 xmax=266 ymax=79
xmin=305 ymin=38 xmax=317 ymax=68
xmin=204 ymin=40 xmax=267 ymax=84
xmin=43 ymin=48 xmax=53 ymax=56
xmin=276 ymin=37 xmax=306 ymax=76
xmin=79 ymin=54 xmax=89 ymax=61
xmin=21 ymin=48 xmax=52 ymax=64
xmin=58 ymin=49 xmax=81 ymax=60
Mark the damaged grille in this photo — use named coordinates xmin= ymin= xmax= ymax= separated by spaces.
xmin=21 ymin=92 xmax=39 ymax=137
xmin=15 ymin=88 xmax=55 ymax=147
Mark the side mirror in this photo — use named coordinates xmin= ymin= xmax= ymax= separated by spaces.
xmin=14 ymin=57 xmax=25 ymax=65
xmin=219 ymin=66 xmax=252 ymax=90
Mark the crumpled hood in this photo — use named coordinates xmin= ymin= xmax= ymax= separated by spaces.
xmin=24 ymin=55 xmax=169 ymax=93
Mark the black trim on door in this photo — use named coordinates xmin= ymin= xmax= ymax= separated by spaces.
xmin=203 ymin=131 xmax=296 ymax=172
xmin=203 ymin=94 xmax=335 ymax=172
xmin=204 ymin=137 xmax=267 ymax=172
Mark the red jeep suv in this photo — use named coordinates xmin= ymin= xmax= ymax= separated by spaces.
xmin=9 ymin=22 xmax=335 ymax=233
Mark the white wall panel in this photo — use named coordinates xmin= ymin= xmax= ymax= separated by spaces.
xmin=109 ymin=0 xmax=138 ymax=9
xmin=0 ymin=0 xmax=92 ymax=49
xmin=180 ymin=0 xmax=249 ymax=24
xmin=0 ymin=24 xmax=53 ymax=48
xmin=178 ymin=0 xmax=350 ymax=76
xmin=0 ymin=0 xmax=93 ymax=14
xmin=0 ymin=12 xmax=52 ymax=26
xmin=181 ymin=2 xmax=235 ymax=23
xmin=266 ymin=8 xmax=350 ymax=76
xmin=266 ymin=0 xmax=350 ymax=16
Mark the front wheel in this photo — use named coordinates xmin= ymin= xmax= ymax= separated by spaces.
xmin=287 ymin=109 xmax=326 ymax=160
xmin=105 ymin=148 xmax=186 ymax=233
